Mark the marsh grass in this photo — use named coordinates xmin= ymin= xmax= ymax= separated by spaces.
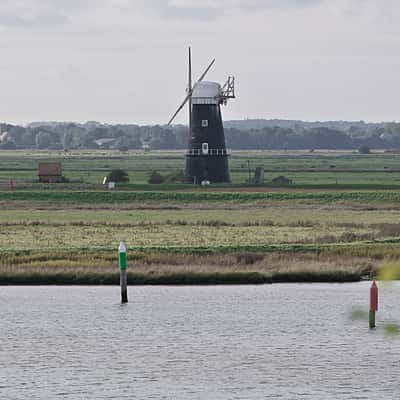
xmin=1 ymin=209 xmax=390 ymax=252
xmin=0 ymin=251 xmax=373 ymax=284
xmin=4 ymin=190 xmax=400 ymax=205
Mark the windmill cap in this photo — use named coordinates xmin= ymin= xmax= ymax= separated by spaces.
xmin=192 ymin=81 xmax=221 ymax=104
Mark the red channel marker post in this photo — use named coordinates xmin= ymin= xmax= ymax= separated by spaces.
xmin=369 ymin=280 xmax=378 ymax=329
xmin=8 ymin=178 xmax=14 ymax=190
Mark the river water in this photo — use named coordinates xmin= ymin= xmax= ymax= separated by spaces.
xmin=1 ymin=283 xmax=400 ymax=399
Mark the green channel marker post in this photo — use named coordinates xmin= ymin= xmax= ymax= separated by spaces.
xmin=119 ymin=241 xmax=128 ymax=304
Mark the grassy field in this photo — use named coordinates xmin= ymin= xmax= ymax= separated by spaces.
xmin=2 ymin=149 xmax=400 ymax=187
xmin=2 ymin=149 xmax=400 ymax=284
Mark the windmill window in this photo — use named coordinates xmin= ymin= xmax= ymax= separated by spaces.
xmin=201 ymin=119 xmax=208 ymax=127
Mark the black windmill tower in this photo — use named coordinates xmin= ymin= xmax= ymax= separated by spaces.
xmin=168 ymin=48 xmax=235 ymax=184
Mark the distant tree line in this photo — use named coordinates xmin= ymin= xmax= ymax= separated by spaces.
xmin=2 ymin=119 xmax=400 ymax=151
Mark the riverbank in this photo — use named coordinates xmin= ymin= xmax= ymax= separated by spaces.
xmin=0 ymin=252 xmax=373 ymax=285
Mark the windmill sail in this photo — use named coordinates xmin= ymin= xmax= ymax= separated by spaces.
xmin=167 ymin=58 xmax=216 ymax=126
xmin=188 ymin=47 xmax=192 ymax=137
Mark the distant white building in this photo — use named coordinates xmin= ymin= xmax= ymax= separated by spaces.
xmin=142 ymin=144 xmax=151 ymax=152
xmin=95 ymin=138 xmax=116 ymax=148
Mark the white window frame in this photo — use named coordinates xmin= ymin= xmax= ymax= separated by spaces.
xmin=202 ymin=142 xmax=209 ymax=155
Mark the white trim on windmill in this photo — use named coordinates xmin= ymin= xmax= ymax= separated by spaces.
xmin=192 ymin=82 xmax=221 ymax=105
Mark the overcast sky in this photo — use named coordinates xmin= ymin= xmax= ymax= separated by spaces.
xmin=1 ymin=0 xmax=400 ymax=125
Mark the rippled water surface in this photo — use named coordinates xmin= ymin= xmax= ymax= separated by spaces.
xmin=1 ymin=283 xmax=400 ymax=399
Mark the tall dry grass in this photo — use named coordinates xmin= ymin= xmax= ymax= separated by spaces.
xmin=0 ymin=251 xmax=377 ymax=284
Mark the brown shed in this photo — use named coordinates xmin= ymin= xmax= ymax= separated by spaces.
xmin=38 ymin=162 xmax=63 ymax=183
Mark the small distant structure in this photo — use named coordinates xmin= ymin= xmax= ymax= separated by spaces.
xmin=272 ymin=175 xmax=292 ymax=185
xmin=38 ymin=162 xmax=63 ymax=183
xmin=95 ymin=138 xmax=116 ymax=148
xmin=254 ymin=167 xmax=264 ymax=184
xmin=142 ymin=144 xmax=151 ymax=152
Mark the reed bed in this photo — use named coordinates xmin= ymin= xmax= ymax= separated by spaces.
xmin=0 ymin=252 xmax=373 ymax=285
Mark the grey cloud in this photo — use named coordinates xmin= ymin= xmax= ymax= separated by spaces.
xmin=0 ymin=0 xmax=96 ymax=28
xmin=0 ymin=12 xmax=68 ymax=28
xmin=0 ymin=0 xmax=325 ymax=28
xmin=140 ymin=0 xmax=324 ymax=20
